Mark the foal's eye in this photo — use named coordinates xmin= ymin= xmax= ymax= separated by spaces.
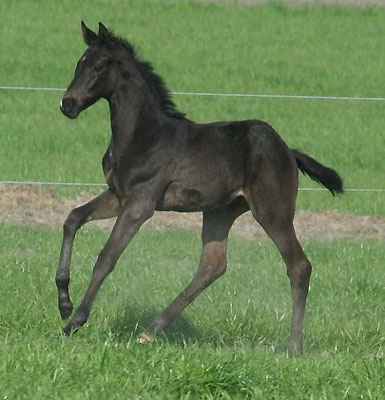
xmin=94 ymin=64 xmax=103 ymax=72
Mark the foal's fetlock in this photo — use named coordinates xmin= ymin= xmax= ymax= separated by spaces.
xmin=59 ymin=300 xmax=74 ymax=320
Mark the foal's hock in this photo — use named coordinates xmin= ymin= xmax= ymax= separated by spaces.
xmin=56 ymin=22 xmax=343 ymax=354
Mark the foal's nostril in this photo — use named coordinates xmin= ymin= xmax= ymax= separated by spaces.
xmin=60 ymin=97 xmax=74 ymax=112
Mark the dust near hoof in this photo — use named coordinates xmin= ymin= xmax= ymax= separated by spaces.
xmin=1 ymin=184 xmax=385 ymax=242
xmin=137 ymin=333 xmax=153 ymax=345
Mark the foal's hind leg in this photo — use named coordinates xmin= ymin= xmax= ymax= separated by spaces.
xmin=266 ymin=222 xmax=311 ymax=355
xmin=245 ymin=194 xmax=312 ymax=355
xmin=138 ymin=207 xmax=240 ymax=343
xmin=55 ymin=190 xmax=120 ymax=320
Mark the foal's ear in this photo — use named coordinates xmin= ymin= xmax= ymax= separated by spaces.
xmin=98 ymin=22 xmax=110 ymax=41
xmin=81 ymin=21 xmax=98 ymax=46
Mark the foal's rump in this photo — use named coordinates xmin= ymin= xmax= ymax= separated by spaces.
xmin=245 ymin=120 xmax=343 ymax=194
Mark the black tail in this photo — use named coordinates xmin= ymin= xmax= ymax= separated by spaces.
xmin=291 ymin=149 xmax=343 ymax=195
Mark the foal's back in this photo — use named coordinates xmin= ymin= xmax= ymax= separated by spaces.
xmin=155 ymin=118 xmax=297 ymax=213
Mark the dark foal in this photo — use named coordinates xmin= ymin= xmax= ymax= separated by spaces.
xmin=57 ymin=22 xmax=343 ymax=354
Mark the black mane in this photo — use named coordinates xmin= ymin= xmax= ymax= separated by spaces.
xmin=105 ymin=32 xmax=186 ymax=119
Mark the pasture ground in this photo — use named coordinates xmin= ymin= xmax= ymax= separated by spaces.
xmin=1 ymin=224 xmax=385 ymax=399
xmin=2 ymin=184 xmax=385 ymax=242
xmin=1 ymin=0 xmax=385 ymax=399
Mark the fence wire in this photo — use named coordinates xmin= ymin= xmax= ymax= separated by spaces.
xmin=0 ymin=180 xmax=384 ymax=193
xmin=1 ymin=85 xmax=385 ymax=102
xmin=1 ymin=84 xmax=384 ymax=194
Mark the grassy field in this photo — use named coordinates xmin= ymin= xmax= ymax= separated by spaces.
xmin=0 ymin=0 xmax=385 ymax=214
xmin=1 ymin=224 xmax=385 ymax=399
xmin=1 ymin=1 xmax=385 ymax=399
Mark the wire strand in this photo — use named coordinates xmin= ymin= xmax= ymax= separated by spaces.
xmin=0 ymin=180 xmax=384 ymax=193
xmin=1 ymin=85 xmax=385 ymax=102
xmin=1 ymin=85 xmax=384 ymax=193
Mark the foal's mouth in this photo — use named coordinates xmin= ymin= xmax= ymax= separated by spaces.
xmin=60 ymin=98 xmax=80 ymax=119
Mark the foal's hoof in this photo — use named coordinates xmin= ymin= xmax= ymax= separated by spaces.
xmin=62 ymin=325 xmax=76 ymax=337
xmin=62 ymin=321 xmax=81 ymax=336
xmin=62 ymin=311 xmax=87 ymax=336
xmin=137 ymin=333 xmax=153 ymax=345
xmin=59 ymin=304 xmax=74 ymax=320
xmin=288 ymin=344 xmax=303 ymax=357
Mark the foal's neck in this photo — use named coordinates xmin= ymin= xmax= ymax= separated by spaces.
xmin=107 ymin=84 xmax=166 ymax=151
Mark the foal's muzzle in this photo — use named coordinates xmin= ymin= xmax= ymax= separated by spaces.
xmin=60 ymin=97 xmax=80 ymax=119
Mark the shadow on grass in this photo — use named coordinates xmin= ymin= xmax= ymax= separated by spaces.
xmin=109 ymin=304 xmax=203 ymax=345
xmin=108 ymin=304 xmax=291 ymax=353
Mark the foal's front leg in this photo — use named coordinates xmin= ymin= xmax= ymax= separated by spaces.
xmin=62 ymin=199 xmax=155 ymax=335
xmin=56 ymin=190 xmax=120 ymax=320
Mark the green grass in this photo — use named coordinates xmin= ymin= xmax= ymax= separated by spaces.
xmin=1 ymin=223 xmax=385 ymax=399
xmin=0 ymin=1 xmax=385 ymax=214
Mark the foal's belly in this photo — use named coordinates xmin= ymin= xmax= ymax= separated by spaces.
xmin=156 ymin=181 xmax=243 ymax=212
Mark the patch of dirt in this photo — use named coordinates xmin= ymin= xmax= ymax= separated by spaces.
xmin=1 ymin=184 xmax=384 ymax=242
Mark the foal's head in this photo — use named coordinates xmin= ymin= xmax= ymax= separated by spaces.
xmin=60 ymin=22 xmax=140 ymax=119
xmin=60 ymin=22 xmax=184 ymax=120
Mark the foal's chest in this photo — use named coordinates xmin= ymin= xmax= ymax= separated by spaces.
xmin=103 ymin=146 xmax=124 ymax=196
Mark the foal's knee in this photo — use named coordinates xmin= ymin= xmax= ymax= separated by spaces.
xmin=63 ymin=207 xmax=87 ymax=236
